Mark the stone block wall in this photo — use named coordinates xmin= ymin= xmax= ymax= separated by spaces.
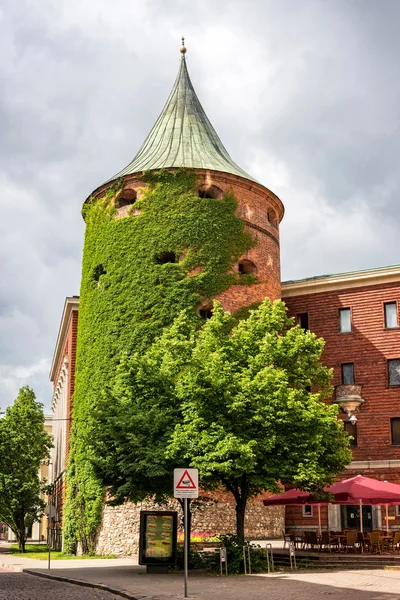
xmin=96 ymin=493 xmax=284 ymax=557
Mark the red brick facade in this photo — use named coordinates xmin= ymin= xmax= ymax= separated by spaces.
xmin=282 ymin=272 xmax=400 ymax=531
xmin=49 ymin=297 xmax=79 ymax=528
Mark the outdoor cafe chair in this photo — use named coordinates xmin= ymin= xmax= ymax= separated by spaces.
xmin=282 ymin=530 xmax=291 ymax=549
xmin=320 ymin=531 xmax=339 ymax=552
xmin=392 ymin=531 xmax=400 ymax=554
xmin=357 ymin=531 xmax=370 ymax=553
xmin=343 ymin=531 xmax=358 ymax=553
xmin=303 ymin=530 xmax=320 ymax=551
xmin=288 ymin=530 xmax=302 ymax=549
xmin=368 ymin=531 xmax=382 ymax=554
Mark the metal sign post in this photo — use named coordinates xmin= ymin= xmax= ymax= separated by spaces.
xmin=289 ymin=541 xmax=296 ymax=570
xmin=220 ymin=547 xmax=228 ymax=575
xmin=174 ymin=468 xmax=199 ymax=599
xmin=46 ymin=502 xmax=52 ymax=570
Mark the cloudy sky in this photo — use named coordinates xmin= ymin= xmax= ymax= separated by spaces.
xmin=1 ymin=0 xmax=399 ymax=411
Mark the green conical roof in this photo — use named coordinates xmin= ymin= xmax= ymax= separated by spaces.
xmin=106 ymin=47 xmax=256 ymax=183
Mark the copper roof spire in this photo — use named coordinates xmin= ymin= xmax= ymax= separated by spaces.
xmin=105 ymin=39 xmax=256 ymax=183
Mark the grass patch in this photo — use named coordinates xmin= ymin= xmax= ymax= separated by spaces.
xmin=10 ymin=544 xmax=116 ymax=560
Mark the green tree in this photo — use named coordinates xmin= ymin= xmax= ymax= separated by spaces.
xmin=167 ymin=300 xmax=352 ymax=541
xmin=0 ymin=386 xmax=52 ymax=552
xmin=94 ymin=299 xmax=351 ymax=542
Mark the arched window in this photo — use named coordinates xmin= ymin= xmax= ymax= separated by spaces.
xmin=198 ymin=185 xmax=223 ymax=199
xmin=155 ymin=252 xmax=176 ymax=264
xmin=267 ymin=209 xmax=277 ymax=227
xmin=116 ymin=188 xmax=137 ymax=208
xmin=238 ymin=259 xmax=257 ymax=275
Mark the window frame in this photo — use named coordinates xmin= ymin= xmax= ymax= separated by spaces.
xmin=296 ymin=312 xmax=309 ymax=331
xmin=384 ymin=301 xmax=398 ymax=330
xmin=341 ymin=362 xmax=355 ymax=385
xmin=344 ymin=420 xmax=357 ymax=447
xmin=339 ymin=307 xmax=352 ymax=333
xmin=302 ymin=505 xmax=313 ymax=518
xmin=388 ymin=359 xmax=400 ymax=387
xmin=391 ymin=418 xmax=400 ymax=446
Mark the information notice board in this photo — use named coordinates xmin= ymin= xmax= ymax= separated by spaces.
xmin=138 ymin=511 xmax=178 ymax=565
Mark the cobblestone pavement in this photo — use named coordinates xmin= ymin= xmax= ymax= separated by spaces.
xmin=25 ymin=567 xmax=400 ymax=600
xmin=0 ymin=570 xmax=125 ymax=600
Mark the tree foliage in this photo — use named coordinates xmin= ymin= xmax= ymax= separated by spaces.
xmin=0 ymin=387 xmax=52 ymax=552
xmin=94 ymin=299 xmax=352 ymax=542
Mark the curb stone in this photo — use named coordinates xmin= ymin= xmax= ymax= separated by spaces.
xmin=23 ymin=569 xmax=147 ymax=600
xmin=0 ymin=562 xmax=24 ymax=572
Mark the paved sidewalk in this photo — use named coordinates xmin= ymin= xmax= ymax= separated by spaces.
xmin=23 ymin=565 xmax=400 ymax=599
xmin=2 ymin=543 xmax=400 ymax=599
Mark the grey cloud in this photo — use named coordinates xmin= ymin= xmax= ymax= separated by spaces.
xmin=1 ymin=0 xmax=399 ymax=409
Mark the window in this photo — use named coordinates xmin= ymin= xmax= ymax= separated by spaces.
xmin=198 ymin=185 xmax=223 ymax=199
xmin=344 ymin=420 xmax=357 ymax=447
xmin=391 ymin=418 xmax=400 ymax=445
xmin=341 ymin=363 xmax=355 ymax=385
xmin=116 ymin=188 xmax=137 ymax=208
xmin=339 ymin=308 xmax=351 ymax=333
xmin=302 ymin=505 xmax=313 ymax=517
xmin=199 ymin=305 xmax=213 ymax=320
xmin=388 ymin=359 xmax=400 ymax=386
xmin=93 ymin=264 xmax=106 ymax=283
xmin=238 ymin=260 xmax=257 ymax=275
xmin=155 ymin=252 xmax=176 ymax=264
xmin=267 ymin=209 xmax=277 ymax=226
xmin=396 ymin=506 xmax=400 ymax=517
xmin=296 ymin=313 xmax=309 ymax=330
xmin=385 ymin=302 xmax=398 ymax=329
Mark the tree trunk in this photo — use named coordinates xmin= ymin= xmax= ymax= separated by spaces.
xmin=235 ymin=497 xmax=247 ymax=544
xmin=16 ymin=523 xmax=26 ymax=553
xmin=231 ymin=475 xmax=248 ymax=544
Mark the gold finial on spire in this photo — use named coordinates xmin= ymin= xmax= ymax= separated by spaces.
xmin=180 ymin=36 xmax=187 ymax=54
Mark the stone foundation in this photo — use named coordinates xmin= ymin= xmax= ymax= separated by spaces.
xmin=96 ymin=493 xmax=284 ymax=557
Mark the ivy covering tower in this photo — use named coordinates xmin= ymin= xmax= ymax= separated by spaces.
xmin=64 ymin=40 xmax=284 ymax=553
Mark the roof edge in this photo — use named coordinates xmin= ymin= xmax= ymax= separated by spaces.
xmin=282 ymin=264 xmax=400 ymax=298
xmin=49 ymin=296 xmax=79 ymax=382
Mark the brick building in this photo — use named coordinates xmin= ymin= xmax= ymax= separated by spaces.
xmin=282 ymin=265 xmax=400 ymax=533
xmin=49 ymin=42 xmax=400 ymax=551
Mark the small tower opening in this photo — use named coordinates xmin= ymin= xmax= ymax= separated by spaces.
xmin=267 ymin=209 xmax=277 ymax=227
xmin=116 ymin=189 xmax=137 ymax=208
xmin=199 ymin=306 xmax=213 ymax=320
xmin=155 ymin=251 xmax=177 ymax=264
xmin=198 ymin=185 xmax=223 ymax=200
xmin=93 ymin=264 xmax=106 ymax=283
xmin=238 ymin=260 xmax=257 ymax=275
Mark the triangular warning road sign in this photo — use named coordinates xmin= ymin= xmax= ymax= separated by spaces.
xmin=176 ymin=469 xmax=197 ymax=489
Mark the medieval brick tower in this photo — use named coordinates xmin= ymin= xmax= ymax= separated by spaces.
xmin=89 ymin=40 xmax=284 ymax=309
xmin=63 ymin=41 xmax=285 ymax=553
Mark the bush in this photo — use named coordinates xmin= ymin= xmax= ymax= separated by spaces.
xmin=174 ymin=533 xmax=272 ymax=574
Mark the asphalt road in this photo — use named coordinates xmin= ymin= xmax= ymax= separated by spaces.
xmin=0 ymin=570 xmax=126 ymax=600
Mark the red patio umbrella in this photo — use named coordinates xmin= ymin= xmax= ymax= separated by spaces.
xmin=263 ymin=489 xmax=329 ymax=535
xmin=325 ymin=475 xmax=400 ymax=533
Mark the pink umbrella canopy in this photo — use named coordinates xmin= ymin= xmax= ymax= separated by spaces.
xmin=263 ymin=488 xmax=328 ymax=506
xmin=325 ymin=475 xmax=400 ymax=504
xmin=263 ymin=489 xmax=328 ymax=536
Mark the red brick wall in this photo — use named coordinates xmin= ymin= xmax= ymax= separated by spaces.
xmin=283 ymin=281 xmax=400 ymax=462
